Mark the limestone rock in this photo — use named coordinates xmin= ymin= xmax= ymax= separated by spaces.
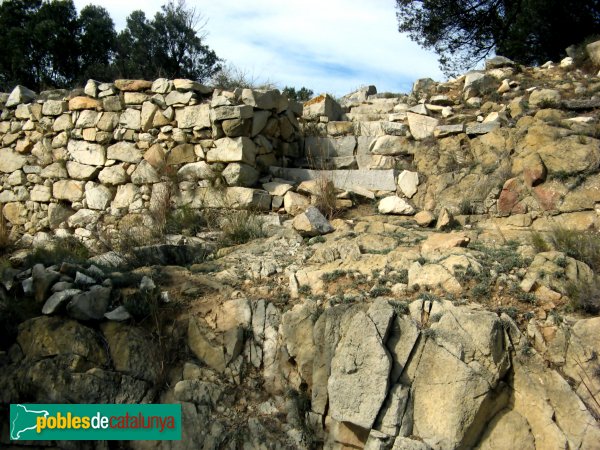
xmin=166 ymin=144 xmax=195 ymax=165
xmin=173 ymin=79 xmax=212 ymax=94
xmin=178 ymin=161 xmax=214 ymax=181
xmin=188 ymin=317 xmax=226 ymax=372
xmin=67 ymin=285 xmax=111 ymax=321
xmin=378 ymin=196 xmax=415 ymax=215
xmin=17 ymin=316 xmax=107 ymax=364
xmin=0 ymin=149 xmax=27 ymax=173
xmin=119 ymin=108 xmax=141 ymax=130
xmin=98 ymin=165 xmax=128 ymax=185
xmin=131 ymin=160 xmax=160 ymax=184
xmin=529 ymin=89 xmax=561 ymax=108
xmin=521 ymin=153 xmax=547 ymax=187
xmin=165 ymin=90 xmax=193 ymax=106
xmin=32 ymin=264 xmax=60 ymax=303
xmin=107 ymin=142 xmax=142 ymax=163
xmin=408 ymin=262 xmax=462 ymax=294
xmin=328 ymin=310 xmax=392 ymax=429
xmin=397 ymin=170 xmax=419 ymax=198
xmin=30 ymin=185 xmax=52 ymax=202
xmin=6 ymin=85 xmax=37 ymax=107
xmin=421 ymin=232 xmax=470 ymax=253
xmin=407 ymin=112 xmax=439 ymax=140
xmin=292 ymin=206 xmax=334 ymax=236
xmin=42 ymin=289 xmax=81 ymax=315
xmin=485 ymin=56 xmax=515 ymax=70
xmin=263 ymin=181 xmax=293 ymax=197
xmin=241 ymin=89 xmax=281 ymax=110
xmin=303 ymin=94 xmax=342 ymax=121
xmin=211 ymin=105 xmax=253 ymax=121
xmin=415 ymin=211 xmax=435 ymax=227
xmin=53 ymin=180 xmax=85 ymax=202
xmin=369 ymin=135 xmax=408 ymax=156
xmin=85 ymin=184 xmax=113 ymax=210
xmin=104 ymin=306 xmax=132 ymax=322
xmin=587 ymin=40 xmax=600 ymax=66
xmin=66 ymin=161 xmax=98 ymax=180
xmin=42 ymin=100 xmax=67 ymax=116
xmin=284 ymin=191 xmax=310 ymax=216
xmin=225 ymin=187 xmax=271 ymax=211
xmin=101 ymin=322 xmax=161 ymax=383
xmin=114 ymin=79 xmax=152 ymax=91
xmin=435 ymin=207 xmax=453 ymax=230
xmin=67 ymin=140 xmax=106 ymax=166
xmin=67 ymin=209 xmax=100 ymax=228
xmin=207 ymin=137 xmax=257 ymax=165
xmin=476 ymin=409 xmax=535 ymax=450
xmin=412 ymin=337 xmax=495 ymax=449
xmin=176 ymin=104 xmax=211 ymax=129
xmin=222 ymin=163 xmax=259 ymax=187
xmin=68 ymin=96 xmax=100 ymax=110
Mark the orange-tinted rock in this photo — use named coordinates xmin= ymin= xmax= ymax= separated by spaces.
xmin=497 ymin=177 xmax=527 ymax=216
xmin=114 ymin=79 xmax=153 ymax=92
xmin=421 ymin=232 xmax=470 ymax=253
xmin=533 ymin=186 xmax=562 ymax=211
xmin=68 ymin=96 xmax=101 ymax=111
xmin=523 ymin=153 xmax=547 ymax=187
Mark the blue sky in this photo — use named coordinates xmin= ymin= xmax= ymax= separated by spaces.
xmin=73 ymin=0 xmax=444 ymax=96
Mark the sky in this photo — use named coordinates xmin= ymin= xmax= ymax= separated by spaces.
xmin=72 ymin=0 xmax=445 ymax=96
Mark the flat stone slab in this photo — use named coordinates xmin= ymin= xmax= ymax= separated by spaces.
xmin=269 ymin=167 xmax=397 ymax=191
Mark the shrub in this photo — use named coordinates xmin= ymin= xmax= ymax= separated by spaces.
xmin=211 ymin=63 xmax=276 ymax=91
xmin=26 ymin=236 xmax=90 ymax=266
xmin=389 ymin=300 xmax=409 ymax=315
xmin=531 ymin=231 xmax=550 ymax=253
xmin=165 ymin=205 xmax=205 ymax=235
xmin=313 ymin=176 xmax=340 ymax=220
xmin=419 ymin=292 xmax=441 ymax=302
xmin=566 ymin=278 xmax=600 ymax=314
xmin=548 ymin=227 xmax=600 ymax=272
xmin=458 ymin=199 xmax=477 ymax=215
xmin=220 ymin=210 xmax=266 ymax=246
xmin=298 ymin=285 xmax=312 ymax=296
xmin=370 ymin=285 xmax=392 ymax=298
xmin=321 ymin=270 xmax=347 ymax=282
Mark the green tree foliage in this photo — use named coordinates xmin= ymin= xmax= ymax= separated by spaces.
xmin=0 ymin=0 xmax=220 ymax=90
xmin=78 ymin=5 xmax=118 ymax=81
xmin=396 ymin=0 xmax=600 ymax=76
xmin=282 ymin=86 xmax=314 ymax=102
xmin=115 ymin=0 xmax=221 ymax=81
xmin=0 ymin=0 xmax=80 ymax=90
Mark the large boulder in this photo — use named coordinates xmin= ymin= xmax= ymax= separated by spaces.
xmin=328 ymin=306 xmax=393 ymax=429
xmin=101 ymin=322 xmax=161 ymax=383
xmin=17 ymin=316 xmax=107 ymax=365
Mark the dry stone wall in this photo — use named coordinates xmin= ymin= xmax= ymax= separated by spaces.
xmin=1 ymin=52 xmax=600 ymax=247
xmin=0 ymin=79 xmax=303 ymax=241
xmin=298 ymin=55 xmax=600 ymax=234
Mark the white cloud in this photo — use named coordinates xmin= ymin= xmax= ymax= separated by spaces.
xmin=73 ymin=0 xmax=444 ymax=95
